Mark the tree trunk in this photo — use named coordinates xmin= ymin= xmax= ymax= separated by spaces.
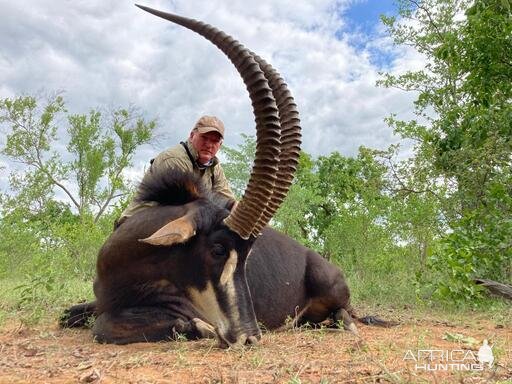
xmin=474 ymin=278 xmax=512 ymax=301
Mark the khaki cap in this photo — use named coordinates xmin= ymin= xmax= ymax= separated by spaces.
xmin=193 ymin=115 xmax=225 ymax=138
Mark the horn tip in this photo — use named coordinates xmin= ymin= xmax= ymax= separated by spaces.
xmin=135 ymin=4 xmax=155 ymax=14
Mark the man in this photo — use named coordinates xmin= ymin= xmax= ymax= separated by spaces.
xmin=118 ymin=115 xmax=236 ymax=225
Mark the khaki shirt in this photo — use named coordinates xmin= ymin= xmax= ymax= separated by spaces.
xmin=121 ymin=140 xmax=235 ymax=218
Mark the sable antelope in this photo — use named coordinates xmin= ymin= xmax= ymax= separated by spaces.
xmin=61 ymin=5 xmax=387 ymax=348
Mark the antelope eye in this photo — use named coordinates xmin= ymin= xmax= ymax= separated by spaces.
xmin=212 ymin=243 xmax=227 ymax=258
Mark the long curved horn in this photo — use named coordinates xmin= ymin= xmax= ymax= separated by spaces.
xmin=135 ymin=5 xmax=281 ymax=239
xmin=249 ymin=54 xmax=302 ymax=236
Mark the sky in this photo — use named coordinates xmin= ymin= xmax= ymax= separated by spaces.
xmin=0 ymin=0 xmax=424 ymax=191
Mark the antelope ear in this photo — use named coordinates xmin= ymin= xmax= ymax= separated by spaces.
xmin=139 ymin=216 xmax=196 ymax=246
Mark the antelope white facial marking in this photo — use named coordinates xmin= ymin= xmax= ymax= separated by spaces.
xmin=188 ymin=282 xmax=230 ymax=335
xmin=219 ymin=250 xmax=240 ymax=326
xmin=187 ymin=250 xmax=241 ymax=344
xmin=220 ymin=250 xmax=238 ymax=286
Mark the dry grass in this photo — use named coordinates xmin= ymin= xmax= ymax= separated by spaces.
xmin=0 ymin=311 xmax=511 ymax=384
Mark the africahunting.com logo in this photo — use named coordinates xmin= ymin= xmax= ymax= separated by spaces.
xmin=403 ymin=339 xmax=494 ymax=371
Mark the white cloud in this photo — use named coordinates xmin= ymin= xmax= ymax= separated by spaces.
xmin=0 ymin=0 xmax=423 ymax=193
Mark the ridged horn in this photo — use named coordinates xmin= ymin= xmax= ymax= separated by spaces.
xmin=249 ymin=54 xmax=302 ymax=236
xmin=136 ymin=4 xmax=281 ymax=239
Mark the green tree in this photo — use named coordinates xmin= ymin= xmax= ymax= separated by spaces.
xmin=0 ymin=94 xmax=157 ymax=222
xmin=0 ymin=93 xmax=157 ymax=294
xmin=380 ymin=0 xmax=512 ymax=301
xmin=273 ymin=151 xmax=323 ymax=249
xmin=375 ymin=145 xmax=444 ymax=268
xmin=221 ymin=133 xmax=256 ymax=199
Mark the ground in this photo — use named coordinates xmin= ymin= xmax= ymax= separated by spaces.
xmin=0 ymin=310 xmax=510 ymax=384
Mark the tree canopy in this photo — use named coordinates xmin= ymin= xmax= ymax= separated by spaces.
xmin=379 ymin=0 xmax=512 ymax=300
xmin=0 ymin=94 xmax=157 ymax=222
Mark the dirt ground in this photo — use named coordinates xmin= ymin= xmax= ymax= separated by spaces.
xmin=0 ymin=312 xmax=510 ymax=384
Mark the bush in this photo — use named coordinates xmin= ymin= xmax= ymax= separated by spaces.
xmin=429 ymin=184 xmax=512 ymax=304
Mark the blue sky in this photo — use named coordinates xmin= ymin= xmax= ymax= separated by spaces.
xmin=341 ymin=0 xmax=399 ymax=68
xmin=344 ymin=0 xmax=397 ymax=32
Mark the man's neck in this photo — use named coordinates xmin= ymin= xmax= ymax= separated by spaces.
xmin=197 ymin=159 xmax=213 ymax=168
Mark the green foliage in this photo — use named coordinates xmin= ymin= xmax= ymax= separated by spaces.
xmin=0 ymin=93 xmax=157 ymax=222
xmin=0 ymin=200 xmax=116 ymax=277
xmin=0 ymin=93 xmax=156 ymax=321
xmin=0 ymin=204 xmax=115 ymax=323
xmin=221 ymin=133 xmax=255 ymax=199
xmin=14 ymin=261 xmax=65 ymax=324
xmin=430 ymin=183 xmax=512 ymax=303
xmin=379 ymin=0 xmax=512 ymax=302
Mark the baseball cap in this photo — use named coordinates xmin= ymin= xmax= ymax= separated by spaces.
xmin=193 ymin=115 xmax=225 ymax=138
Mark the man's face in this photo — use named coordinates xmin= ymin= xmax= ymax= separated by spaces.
xmin=189 ymin=130 xmax=223 ymax=165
